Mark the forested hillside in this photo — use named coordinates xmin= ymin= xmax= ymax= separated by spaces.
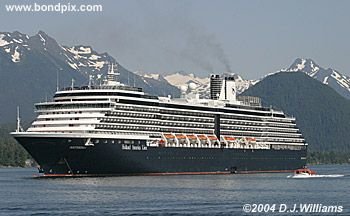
xmin=242 ymin=72 xmax=350 ymax=155
xmin=0 ymin=125 xmax=28 ymax=167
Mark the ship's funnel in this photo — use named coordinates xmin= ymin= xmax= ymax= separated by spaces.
xmin=210 ymin=74 xmax=222 ymax=100
xmin=210 ymin=74 xmax=236 ymax=102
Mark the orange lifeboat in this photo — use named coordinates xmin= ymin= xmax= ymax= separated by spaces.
xmin=224 ymin=136 xmax=236 ymax=141
xmin=197 ymin=135 xmax=208 ymax=140
xmin=186 ymin=134 xmax=197 ymax=139
xmin=175 ymin=134 xmax=187 ymax=139
xmin=207 ymin=135 xmax=218 ymax=140
xmin=164 ymin=133 xmax=175 ymax=139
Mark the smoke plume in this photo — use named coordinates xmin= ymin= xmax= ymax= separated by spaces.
xmin=182 ymin=26 xmax=233 ymax=74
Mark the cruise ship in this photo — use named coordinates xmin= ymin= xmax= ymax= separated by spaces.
xmin=12 ymin=64 xmax=307 ymax=176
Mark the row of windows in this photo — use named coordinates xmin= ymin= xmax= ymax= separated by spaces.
xmin=115 ymin=105 xmax=158 ymax=113
xmin=95 ymin=124 xmax=213 ymax=133
xmin=161 ymin=122 xmax=212 ymax=128
xmin=223 ymin=116 xmax=297 ymax=129
xmin=54 ymin=90 xmax=153 ymax=99
xmin=265 ymin=128 xmax=299 ymax=134
xmin=37 ymin=117 xmax=80 ymax=121
xmin=107 ymin=112 xmax=156 ymax=119
xmin=264 ymin=133 xmax=302 ymax=139
xmin=265 ymin=138 xmax=304 ymax=143
xmin=36 ymin=103 xmax=111 ymax=110
xmin=221 ymin=114 xmax=263 ymax=122
xmin=161 ymin=128 xmax=213 ymax=134
xmin=55 ymin=98 xmax=108 ymax=102
xmin=225 ymin=103 xmax=270 ymax=112
xmin=268 ymin=118 xmax=294 ymax=123
xmin=271 ymin=145 xmax=306 ymax=150
xmin=221 ymin=120 xmax=262 ymax=127
xmin=221 ymin=121 xmax=297 ymax=133
xmin=31 ymin=124 xmax=81 ymax=128
xmin=222 ymin=115 xmax=295 ymax=127
xmin=96 ymin=124 xmax=159 ymax=131
xmin=222 ymin=126 xmax=299 ymax=135
xmin=221 ymin=131 xmax=262 ymax=137
xmin=265 ymin=123 xmax=296 ymax=129
xmin=101 ymin=118 xmax=158 ymax=125
xmin=108 ymin=111 xmax=214 ymax=123
xmin=101 ymin=118 xmax=213 ymax=129
xmin=221 ymin=126 xmax=262 ymax=131
xmin=90 ymin=130 xmax=159 ymax=137
xmin=160 ymin=109 xmax=213 ymax=118
xmin=160 ymin=115 xmax=213 ymax=123
xmin=39 ymin=111 xmax=83 ymax=115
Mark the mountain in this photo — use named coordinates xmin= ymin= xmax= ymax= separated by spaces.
xmin=242 ymin=72 xmax=350 ymax=153
xmin=158 ymin=72 xmax=257 ymax=98
xmin=134 ymin=58 xmax=350 ymax=102
xmin=163 ymin=72 xmax=210 ymax=98
xmin=282 ymin=58 xmax=350 ymax=99
xmin=0 ymin=31 xmax=180 ymax=123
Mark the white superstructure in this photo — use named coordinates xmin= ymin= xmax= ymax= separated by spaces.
xmin=24 ymin=64 xmax=306 ymax=151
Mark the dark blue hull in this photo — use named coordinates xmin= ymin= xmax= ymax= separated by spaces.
xmin=15 ymin=137 xmax=307 ymax=176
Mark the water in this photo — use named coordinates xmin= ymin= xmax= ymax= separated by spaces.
xmin=0 ymin=165 xmax=349 ymax=215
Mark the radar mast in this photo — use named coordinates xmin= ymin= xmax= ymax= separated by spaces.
xmin=105 ymin=63 xmax=120 ymax=86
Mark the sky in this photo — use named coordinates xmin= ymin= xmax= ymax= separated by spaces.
xmin=1 ymin=0 xmax=350 ymax=79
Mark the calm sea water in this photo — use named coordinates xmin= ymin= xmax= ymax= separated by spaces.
xmin=0 ymin=165 xmax=349 ymax=216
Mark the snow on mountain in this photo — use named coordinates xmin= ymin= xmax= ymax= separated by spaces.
xmin=150 ymin=58 xmax=350 ymax=100
xmin=0 ymin=31 xmax=30 ymax=63
xmin=162 ymin=72 xmax=206 ymax=97
xmin=11 ymin=47 xmax=20 ymax=62
xmin=0 ymin=34 xmax=11 ymax=47
xmin=0 ymin=31 xmax=109 ymax=77
xmin=62 ymin=45 xmax=109 ymax=74
xmin=0 ymin=31 xmax=180 ymax=122
xmin=135 ymin=72 xmax=161 ymax=80
xmin=164 ymin=72 xmax=209 ymax=87
xmin=232 ymin=74 xmax=259 ymax=94
xmin=153 ymin=72 xmax=257 ymax=98
xmin=0 ymin=30 xmax=179 ymax=97
xmin=284 ymin=58 xmax=350 ymax=99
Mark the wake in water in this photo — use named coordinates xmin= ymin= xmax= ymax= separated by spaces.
xmin=287 ymin=174 xmax=345 ymax=179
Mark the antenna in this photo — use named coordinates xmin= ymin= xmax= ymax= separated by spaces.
xmin=56 ymin=69 xmax=60 ymax=91
xmin=106 ymin=62 xmax=120 ymax=86
xmin=88 ymin=75 xmax=93 ymax=88
xmin=107 ymin=63 xmax=115 ymax=82
xmin=16 ymin=106 xmax=23 ymax=132
xmin=97 ymin=74 xmax=102 ymax=86
xmin=128 ymin=71 xmax=130 ymax=85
